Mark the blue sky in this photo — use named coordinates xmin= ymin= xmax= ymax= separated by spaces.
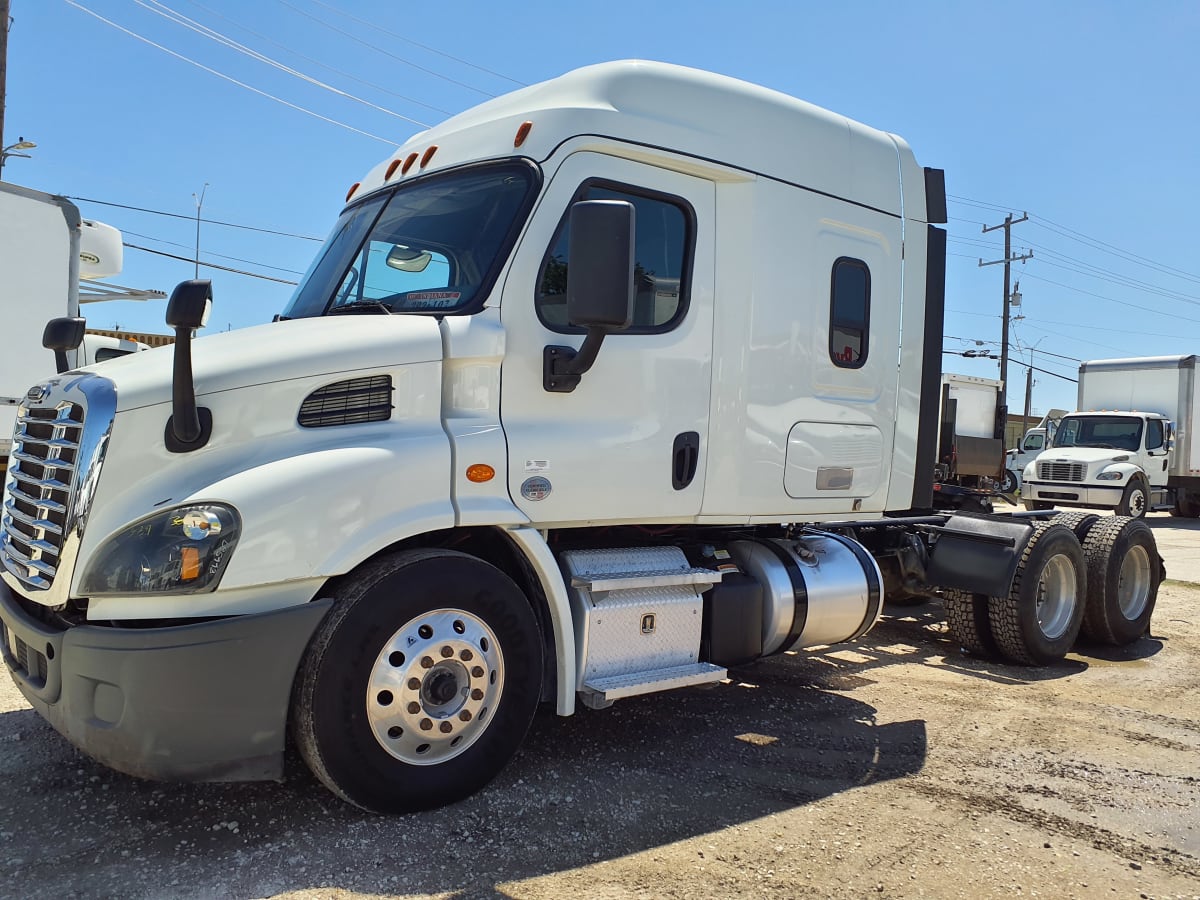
xmin=5 ymin=0 xmax=1198 ymax=416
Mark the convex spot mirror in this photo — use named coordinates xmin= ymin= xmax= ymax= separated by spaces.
xmin=166 ymin=279 xmax=213 ymax=330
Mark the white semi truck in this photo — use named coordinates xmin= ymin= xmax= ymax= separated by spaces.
xmin=0 ymin=62 xmax=1162 ymax=813
xmin=1022 ymin=355 xmax=1200 ymax=518
xmin=0 ymin=183 xmax=156 ymax=468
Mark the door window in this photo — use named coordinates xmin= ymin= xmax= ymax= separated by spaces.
xmin=536 ymin=181 xmax=693 ymax=333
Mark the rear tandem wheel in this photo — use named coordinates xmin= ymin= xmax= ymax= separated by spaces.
xmin=987 ymin=522 xmax=1087 ymax=666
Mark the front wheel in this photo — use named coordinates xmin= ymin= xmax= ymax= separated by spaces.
xmin=1116 ymin=477 xmax=1148 ymax=518
xmin=293 ymin=549 xmax=544 ymax=813
xmin=988 ymin=523 xmax=1087 ymax=665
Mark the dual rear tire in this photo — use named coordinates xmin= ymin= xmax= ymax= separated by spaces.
xmin=941 ymin=515 xmax=1159 ymax=664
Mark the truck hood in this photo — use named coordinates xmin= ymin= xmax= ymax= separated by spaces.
xmin=80 ymin=315 xmax=444 ymax=413
xmin=1035 ymin=447 xmax=1132 ymax=465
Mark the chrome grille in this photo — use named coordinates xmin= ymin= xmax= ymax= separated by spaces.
xmin=2 ymin=403 xmax=84 ymax=590
xmin=2 ymin=374 xmax=115 ymax=605
xmin=1037 ymin=461 xmax=1085 ymax=483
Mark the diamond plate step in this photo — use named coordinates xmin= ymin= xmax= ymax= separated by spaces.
xmin=582 ymin=662 xmax=727 ymax=706
xmin=570 ymin=567 xmax=724 ymax=593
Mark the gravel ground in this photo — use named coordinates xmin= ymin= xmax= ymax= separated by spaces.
xmin=1 ymin=527 xmax=1198 ymax=899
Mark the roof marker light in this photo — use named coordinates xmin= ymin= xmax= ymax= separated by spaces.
xmin=401 ymin=152 xmax=419 ymax=175
xmin=345 ymin=182 xmax=360 ymax=202
xmin=385 ymin=158 xmax=402 ymax=179
xmin=420 ymin=145 xmax=438 ymax=168
xmin=514 ymin=121 xmax=533 ymax=148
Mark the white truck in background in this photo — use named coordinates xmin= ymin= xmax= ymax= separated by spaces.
xmin=1022 ymin=356 xmax=1200 ymax=518
xmin=0 ymin=61 xmax=1164 ymax=814
xmin=0 ymin=183 xmax=159 ymax=468
xmin=1003 ymin=408 xmax=1066 ymax=493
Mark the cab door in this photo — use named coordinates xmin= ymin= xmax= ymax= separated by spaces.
xmin=499 ymin=152 xmax=715 ymax=524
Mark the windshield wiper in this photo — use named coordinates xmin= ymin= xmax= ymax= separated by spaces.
xmin=327 ymin=300 xmax=393 ymax=316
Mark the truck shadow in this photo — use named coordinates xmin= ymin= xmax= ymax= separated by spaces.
xmin=0 ymin=594 xmax=1162 ymax=899
xmin=0 ymin=649 xmax=926 ymax=899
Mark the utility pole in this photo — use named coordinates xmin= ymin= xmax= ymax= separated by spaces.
xmin=1 ymin=0 xmax=11 ymax=161
xmin=979 ymin=213 xmax=1032 ymax=425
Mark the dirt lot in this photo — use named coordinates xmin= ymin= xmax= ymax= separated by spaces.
xmin=1 ymin=519 xmax=1198 ymax=899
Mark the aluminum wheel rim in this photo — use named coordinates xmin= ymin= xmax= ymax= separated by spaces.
xmin=1036 ymin=554 xmax=1077 ymax=640
xmin=1117 ymin=544 xmax=1152 ymax=619
xmin=366 ymin=609 xmax=504 ymax=766
xmin=1129 ymin=487 xmax=1146 ymax=516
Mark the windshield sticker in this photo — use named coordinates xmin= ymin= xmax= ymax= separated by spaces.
xmin=403 ymin=291 xmax=461 ymax=309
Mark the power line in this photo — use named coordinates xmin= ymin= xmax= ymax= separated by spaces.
xmin=135 ymin=0 xmax=431 ymax=128
xmin=122 ymin=228 xmax=306 ymax=275
xmin=275 ymin=0 xmax=497 ymax=97
xmin=1029 ymin=215 xmax=1200 ymax=286
xmin=124 ymin=243 xmax=299 ymax=284
xmin=62 ymin=0 xmax=399 ymax=145
xmin=1018 ymin=272 xmax=1200 ymax=326
xmin=305 ymin=0 xmax=526 ymax=87
xmin=179 ymin=0 xmax=452 ymax=115
xmin=69 ymin=196 xmax=323 ymax=241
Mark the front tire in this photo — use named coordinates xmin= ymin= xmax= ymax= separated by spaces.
xmin=1116 ymin=477 xmax=1148 ymax=518
xmin=1079 ymin=517 xmax=1160 ymax=645
xmin=988 ymin=523 xmax=1087 ymax=665
xmin=293 ymin=549 xmax=544 ymax=813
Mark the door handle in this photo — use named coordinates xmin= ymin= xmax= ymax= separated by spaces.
xmin=672 ymin=431 xmax=700 ymax=490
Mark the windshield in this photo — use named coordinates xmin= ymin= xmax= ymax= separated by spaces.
xmin=283 ymin=161 xmax=538 ymax=319
xmin=1052 ymin=415 xmax=1143 ymax=451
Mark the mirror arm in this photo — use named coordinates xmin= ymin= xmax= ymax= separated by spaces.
xmin=543 ymin=327 xmax=608 ymax=393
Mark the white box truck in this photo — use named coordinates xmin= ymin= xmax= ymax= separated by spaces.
xmin=1022 ymin=355 xmax=1200 ymax=517
xmin=0 ymin=61 xmax=1163 ymax=813
xmin=933 ymin=373 xmax=1005 ymax=509
xmin=0 ymin=183 xmax=155 ymax=468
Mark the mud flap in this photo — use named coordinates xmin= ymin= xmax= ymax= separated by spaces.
xmin=925 ymin=514 xmax=1035 ymax=597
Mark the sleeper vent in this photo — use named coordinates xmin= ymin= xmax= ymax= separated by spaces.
xmin=298 ymin=375 xmax=393 ymax=428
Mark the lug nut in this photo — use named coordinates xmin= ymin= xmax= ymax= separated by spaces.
xmin=420 ymin=656 xmax=434 ymax=669
xmin=407 ymin=702 xmax=420 ymax=714
xmin=460 ymin=649 xmax=474 ymax=662
xmin=471 ymin=688 xmax=484 ymax=701
xmin=440 ymin=645 xmax=454 ymax=658
xmin=439 ymin=721 xmax=453 ymax=733
xmin=408 ymin=677 xmax=421 ymax=690
xmin=459 ymin=710 xmax=472 ymax=722
xmin=420 ymin=718 xmax=433 ymax=731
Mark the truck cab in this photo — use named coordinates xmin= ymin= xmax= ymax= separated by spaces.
xmin=1021 ymin=411 xmax=1170 ymax=517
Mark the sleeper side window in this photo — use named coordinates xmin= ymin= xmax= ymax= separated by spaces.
xmin=829 ymin=257 xmax=871 ymax=368
xmin=536 ymin=180 xmax=693 ymax=333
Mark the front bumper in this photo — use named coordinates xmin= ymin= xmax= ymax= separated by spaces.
xmin=0 ymin=581 xmax=331 ymax=782
xmin=1022 ymin=480 xmax=1124 ymax=508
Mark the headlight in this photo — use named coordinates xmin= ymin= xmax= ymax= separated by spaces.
xmin=80 ymin=503 xmax=241 ymax=596
xmin=1096 ymin=471 xmax=1124 ymax=481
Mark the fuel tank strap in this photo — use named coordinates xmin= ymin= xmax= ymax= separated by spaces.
xmin=760 ymin=540 xmax=809 ymax=654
